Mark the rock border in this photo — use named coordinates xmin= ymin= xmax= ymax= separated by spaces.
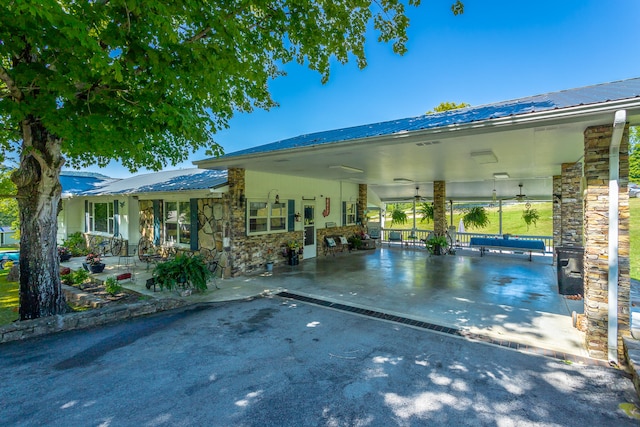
xmin=0 ymin=298 xmax=189 ymax=344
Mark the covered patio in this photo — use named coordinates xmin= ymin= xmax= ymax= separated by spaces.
xmin=64 ymin=245 xmax=600 ymax=361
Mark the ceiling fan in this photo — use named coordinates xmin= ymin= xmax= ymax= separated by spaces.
xmin=513 ymin=183 xmax=528 ymax=202
xmin=414 ymin=186 xmax=428 ymax=203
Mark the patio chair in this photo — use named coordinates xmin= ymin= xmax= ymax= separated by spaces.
xmin=388 ymin=231 xmax=403 ymax=247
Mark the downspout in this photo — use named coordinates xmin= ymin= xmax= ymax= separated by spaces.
xmin=607 ymin=109 xmax=626 ymax=363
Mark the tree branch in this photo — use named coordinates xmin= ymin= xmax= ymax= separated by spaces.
xmin=0 ymin=66 xmax=24 ymax=102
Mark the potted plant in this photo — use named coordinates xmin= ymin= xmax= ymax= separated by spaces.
xmin=152 ymin=254 xmax=212 ymax=292
xmin=58 ymin=246 xmax=72 ymax=262
xmin=287 ymin=240 xmax=300 ymax=265
xmin=522 ymin=207 xmax=540 ymax=230
xmin=85 ymin=252 xmax=105 ymax=273
xmin=419 ymin=202 xmax=434 ymax=224
xmin=426 ymin=234 xmax=449 ymax=255
xmin=348 ymin=234 xmax=362 ymax=250
xmin=462 ymin=206 xmax=490 ymax=229
xmin=265 ymin=248 xmax=275 ymax=272
xmin=390 ymin=204 xmax=408 ymax=226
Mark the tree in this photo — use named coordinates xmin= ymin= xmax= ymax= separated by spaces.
xmin=426 ymin=101 xmax=470 ymax=114
xmin=1 ymin=2 xmax=463 ymax=319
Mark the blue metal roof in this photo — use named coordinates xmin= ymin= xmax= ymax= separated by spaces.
xmin=79 ymin=169 xmax=228 ymax=196
xmin=60 ymin=171 xmax=115 ymax=195
xmin=209 ymin=77 xmax=640 ymax=160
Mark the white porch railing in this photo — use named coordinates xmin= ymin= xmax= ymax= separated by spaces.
xmin=381 ymin=228 xmax=554 ymax=253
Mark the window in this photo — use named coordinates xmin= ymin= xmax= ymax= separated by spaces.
xmin=345 ymin=202 xmax=357 ymax=225
xmin=89 ymin=202 xmax=114 ymax=234
xmin=165 ymin=201 xmax=191 ymax=245
xmin=248 ymin=201 xmax=287 ymax=234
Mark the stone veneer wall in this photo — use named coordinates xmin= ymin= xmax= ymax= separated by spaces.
xmin=552 ymin=175 xmax=562 ymax=253
xmin=139 ymin=200 xmax=155 ymax=241
xmin=317 ymin=225 xmax=363 ymax=247
xmin=226 ymin=167 xmax=305 ymax=275
xmin=583 ymin=124 xmax=630 ymax=362
xmin=433 ymin=181 xmax=447 ymax=235
xmin=561 ymin=162 xmax=583 ymax=246
xmin=358 ymin=184 xmax=367 ymax=223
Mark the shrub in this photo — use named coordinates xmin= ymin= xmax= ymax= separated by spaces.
xmin=152 ymin=254 xmax=211 ymax=292
xmin=72 ymin=269 xmax=90 ymax=286
xmin=104 ymin=277 xmax=122 ymax=296
xmin=63 ymin=232 xmax=89 ymax=256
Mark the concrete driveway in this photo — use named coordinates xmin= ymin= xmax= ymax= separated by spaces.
xmin=1 ymin=296 xmax=637 ymax=426
xmin=71 ymin=246 xmax=589 ymax=359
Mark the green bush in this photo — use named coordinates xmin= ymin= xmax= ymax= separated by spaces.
xmin=72 ymin=268 xmax=90 ymax=286
xmin=152 ymin=254 xmax=211 ymax=292
xmin=63 ymin=232 xmax=89 ymax=256
xmin=104 ymin=277 xmax=122 ymax=296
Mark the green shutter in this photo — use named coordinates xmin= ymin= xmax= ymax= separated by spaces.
xmin=342 ymin=201 xmax=347 ymax=226
xmin=113 ymin=200 xmax=119 ymax=236
xmin=288 ymin=200 xmax=295 ymax=232
xmin=84 ymin=200 xmax=89 ymax=232
xmin=153 ymin=200 xmax=161 ymax=245
xmin=190 ymin=198 xmax=199 ymax=251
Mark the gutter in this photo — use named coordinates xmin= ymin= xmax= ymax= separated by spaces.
xmin=608 ymin=110 xmax=626 ymax=363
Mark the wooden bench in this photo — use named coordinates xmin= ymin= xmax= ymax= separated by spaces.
xmin=469 ymin=237 xmax=546 ymax=261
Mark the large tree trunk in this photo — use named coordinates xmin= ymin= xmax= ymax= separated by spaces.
xmin=12 ymin=117 xmax=66 ymax=320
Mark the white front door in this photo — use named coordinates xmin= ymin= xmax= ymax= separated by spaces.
xmin=303 ymin=203 xmax=316 ymax=259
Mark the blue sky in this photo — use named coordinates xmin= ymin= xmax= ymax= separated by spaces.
xmin=79 ymin=0 xmax=640 ymax=178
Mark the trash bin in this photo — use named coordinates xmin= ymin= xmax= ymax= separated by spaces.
xmin=556 ymin=246 xmax=584 ymax=295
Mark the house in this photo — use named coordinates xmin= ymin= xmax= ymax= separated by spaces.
xmin=191 ymin=77 xmax=640 ymax=362
xmin=60 ymin=77 xmax=640 ymax=362
xmin=60 ymin=168 xmax=227 ymax=256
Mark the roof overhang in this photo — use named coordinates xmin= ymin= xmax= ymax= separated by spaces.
xmin=195 ymin=95 xmax=640 ymax=203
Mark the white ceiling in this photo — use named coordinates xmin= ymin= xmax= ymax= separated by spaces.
xmin=199 ymin=103 xmax=640 ymax=204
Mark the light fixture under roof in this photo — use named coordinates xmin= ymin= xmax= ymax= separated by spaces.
xmin=393 ymin=178 xmax=412 ymax=182
xmin=493 ymin=172 xmax=510 ymax=179
xmin=470 ymin=151 xmax=498 ymax=164
xmin=329 ymin=165 xmax=363 ymax=173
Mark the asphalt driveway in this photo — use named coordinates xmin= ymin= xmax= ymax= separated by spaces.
xmin=1 ymin=296 xmax=637 ymax=426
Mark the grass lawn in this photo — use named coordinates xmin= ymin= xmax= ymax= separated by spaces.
xmin=382 ymin=202 xmax=553 ymax=236
xmin=0 ymin=270 xmax=19 ymax=325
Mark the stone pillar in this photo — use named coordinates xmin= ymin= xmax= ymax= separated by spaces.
xmin=552 ymin=175 xmax=561 ymax=253
xmin=433 ymin=181 xmax=447 ymax=235
xmin=561 ymin=162 xmax=583 ymax=246
xmin=358 ymin=184 xmax=367 ymax=225
xmin=228 ymin=168 xmax=246 ymax=277
xmin=583 ymin=124 xmax=630 ymax=362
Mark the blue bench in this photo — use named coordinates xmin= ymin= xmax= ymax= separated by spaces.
xmin=469 ymin=237 xmax=545 ymax=261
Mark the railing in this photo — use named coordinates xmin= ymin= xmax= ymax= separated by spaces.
xmin=382 ymin=228 xmax=554 ymax=253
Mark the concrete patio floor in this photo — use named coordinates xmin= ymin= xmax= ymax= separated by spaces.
xmin=62 ymin=245 xmax=603 ymax=360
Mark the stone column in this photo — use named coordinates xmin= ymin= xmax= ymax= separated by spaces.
xmin=561 ymin=162 xmax=583 ymax=246
xmin=583 ymin=124 xmax=630 ymax=362
xmin=552 ymin=175 xmax=562 ymax=254
xmin=227 ymin=168 xmax=246 ymax=277
xmin=358 ymin=184 xmax=367 ymax=226
xmin=433 ymin=181 xmax=447 ymax=235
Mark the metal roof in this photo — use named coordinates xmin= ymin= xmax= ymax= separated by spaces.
xmin=79 ymin=168 xmax=228 ymax=196
xmin=60 ymin=171 xmax=116 ymax=197
xmin=200 ymin=77 xmax=640 ymax=161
